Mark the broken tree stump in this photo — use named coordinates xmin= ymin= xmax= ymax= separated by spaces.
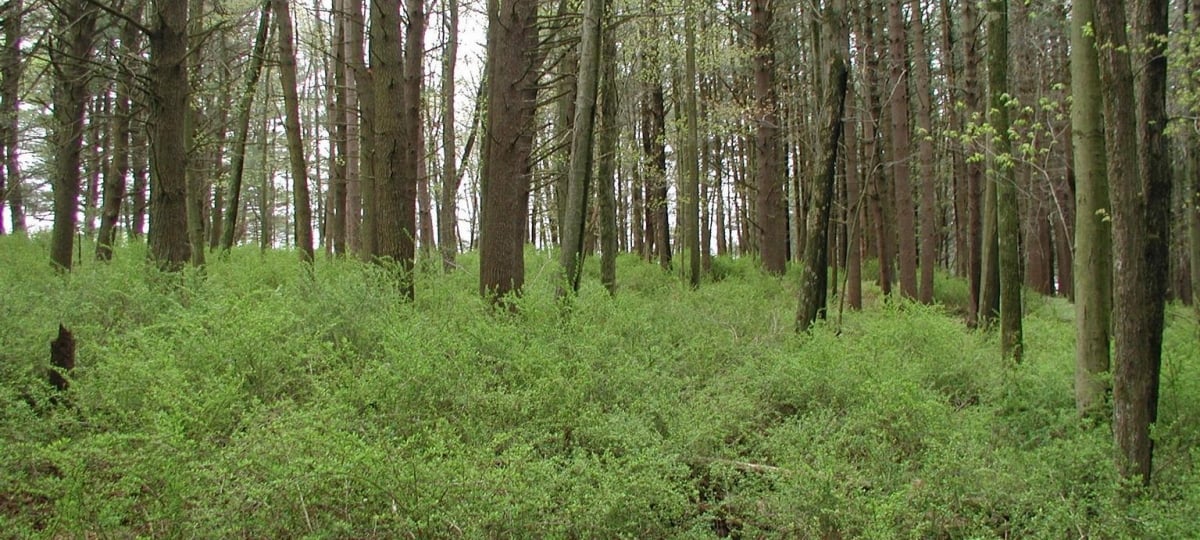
xmin=49 ymin=324 xmax=75 ymax=392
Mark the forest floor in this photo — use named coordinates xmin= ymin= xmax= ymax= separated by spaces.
xmin=1 ymin=236 xmax=1198 ymax=538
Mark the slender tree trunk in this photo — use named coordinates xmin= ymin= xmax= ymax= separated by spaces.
xmin=844 ymin=78 xmax=862 ymax=310
xmin=479 ymin=0 xmax=539 ymax=303
xmin=186 ymin=0 xmax=207 ymax=267
xmin=987 ymin=0 xmax=1022 ymax=361
xmin=597 ymin=20 xmax=618 ymax=294
xmin=886 ymin=0 xmax=918 ymax=299
xmin=559 ymin=0 xmax=605 ymax=294
xmin=49 ymin=0 xmax=98 ymax=270
xmin=1 ymin=0 xmax=25 ymax=234
xmin=329 ymin=0 xmax=348 ymax=256
xmin=221 ymin=0 xmax=271 ymax=252
xmin=962 ymin=0 xmax=984 ymax=324
xmin=911 ymin=0 xmax=937 ymax=303
xmin=409 ymin=0 xmax=430 ymax=262
xmin=683 ymin=8 xmax=701 ymax=287
xmin=273 ymin=0 xmax=314 ymax=264
xmin=97 ymin=1 xmax=143 ymax=260
xmin=1071 ymin=0 xmax=1112 ymax=417
xmin=439 ymin=0 xmax=460 ymax=270
xmin=796 ymin=0 xmax=849 ymax=332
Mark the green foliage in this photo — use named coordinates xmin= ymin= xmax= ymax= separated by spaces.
xmin=0 ymin=236 xmax=1197 ymax=537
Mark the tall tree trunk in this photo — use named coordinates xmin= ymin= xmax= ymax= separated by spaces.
xmin=751 ymin=0 xmax=786 ymax=274
xmin=886 ymin=0 xmax=918 ymax=299
xmin=148 ymin=0 xmax=191 ymax=270
xmin=962 ymin=0 xmax=984 ymax=325
xmin=186 ymin=0 xmax=207 ymax=267
xmin=559 ymin=0 xmax=605 ymax=294
xmin=273 ymin=0 xmax=314 ymax=264
xmin=221 ymin=0 xmax=271 ymax=252
xmin=329 ymin=0 xmax=348 ymax=256
xmin=49 ymin=0 xmax=98 ymax=270
xmin=911 ymin=0 xmax=937 ymax=303
xmin=348 ymin=0 xmax=375 ymax=257
xmin=479 ymin=0 xmax=539 ymax=303
xmin=597 ymin=19 xmax=619 ymax=294
xmin=1071 ymin=0 xmax=1112 ymax=416
xmin=409 ymin=0 xmax=430 ymax=261
xmin=97 ymin=0 xmax=144 ymax=261
xmin=844 ymin=77 xmax=862 ymax=310
xmin=683 ymin=7 xmax=701 ymax=287
xmin=796 ymin=0 xmax=849 ymax=332
xmin=438 ymin=0 xmax=460 ymax=270
xmin=1094 ymin=0 xmax=1169 ymax=486
xmin=1 ymin=0 xmax=25 ymax=234
xmin=988 ymin=0 xmax=1022 ymax=361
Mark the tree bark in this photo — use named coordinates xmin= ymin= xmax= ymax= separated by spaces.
xmin=1071 ymin=0 xmax=1112 ymax=414
xmin=185 ymin=0 xmax=207 ymax=267
xmin=438 ymin=0 xmax=460 ymax=271
xmin=597 ymin=20 xmax=619 ymax=294
xmin=559 ymin=0 xmax=606 ymax=294
xmin=220 ymin=0 xmax=271 ymax=253
xmin=148 ymin=0 xmax=191 ymax=270
xmin=49 ymin=0 xmax=98 ymax=271
xmin=910 ymin=0 xmax=937 ymax=303
xmin=987 ymin=0 xmax=1023 ymax=361
xmin=683 ymin=7 xmax=701 ymax=287
xmin=1 ymin=0 xmax=25 ymax=234
xmin=1093 ymin=0 xmax=1169 ymax=486
xmin=751 ymin=0 xmax=786 ymax=274
xmin=97 ymin=1 xmax=144 ymax=261
xmin=409 ymin=0 xmax=431 ymax=259
xmin=886 ymin=0 xmax=918 ymax=299
xmin=273 ymin=0 xmax=314 ymax=265
xmin=796 ymin=0 xmax=849 ymax=332
xmin=479 ymin=0 xmax=539 ymax=304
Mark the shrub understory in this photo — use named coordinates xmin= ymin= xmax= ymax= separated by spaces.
xmin=1 ymin=236 xmax=1197 ymax=538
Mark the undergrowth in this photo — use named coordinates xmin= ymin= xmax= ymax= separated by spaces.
xmin=1 ymin=235 xmax=1197 ymax=538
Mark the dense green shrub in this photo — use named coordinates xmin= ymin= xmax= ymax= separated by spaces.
xmin=0 ymin=236 xmax=1196 ymax=537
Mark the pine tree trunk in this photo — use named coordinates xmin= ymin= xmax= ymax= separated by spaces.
xmin=1 ymin=0 xmax=25 ymax=234
xmin=273 ymin=0 xmax=314 ymax=265
xmin=479 ymin=0 xmax=539 ymax=303
xmin=910 ymin=0 xmax=937 ymax=303
xmin=49 ymin=1 xmax=98 ymax=270
xmin=97 ymin=2 xmax=142 ymax=261
xmin=221 ymin=0 xmax=272 ymax=253
xmin=597 ymin=19 xmax=619 ymax=294
xmin=439 ymin=0 xmax=460 ymax=271
xmin=987 ymin=0 xmax=1023 ymax=361
xmin=751 ymin=0 xmax=786 ymax=274
xmin=148 ymin=0 xmax=191 ymax=270
xmin=886 ymin=0 xmax=918 ymax=299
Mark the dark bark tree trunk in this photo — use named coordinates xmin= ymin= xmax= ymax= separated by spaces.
xmin=97 ymin=0 xmax=144 ymax=261
xmin=329 ymin=0 xmax=348 ymax=256
xmin=148 ymin=0 xmax=191 ymax=270
xmin=349 ymin=0 xmax=376 ymax=257
xmin=752 ymin=0 xmax=786 ymax=274
xmin=962 ymin=0 xmax=984 ymax=325
xmin=221 ymin=0 xmax=272 ymax=253
xmin=597 ymin=18 xmax=618 ymax=294
xmin=843 ymin=77 xmax=862 ymax=311
xmin=911 ymin=0 xmax=937 ymax=303
xmin=643 ymin=83 xmax=670 ymax=270
xmin=479 ymin=0 xmax=539 ymax=303
xmin=886 ymin=0 xmax=918 ymax=299
xmin=49 ymin=0 xmax=98 ymax=271
xmin=186 ymin=0 xmax=207 ymax=267
xmin=1094 ymin=0 xmax=1169 ymax=486
xmin=371 ymin=0 xmax=415 ymax=288
xmin=1 ymin=0 xmax=25 ymax=234
xmin=273 ymin=0 xmax=314 ymax=265
xmin=408 ymin=0 xmax=430 ymax=262
xmin=796 ymin=0 xmax=849 ymax=332
xmin=683 ymin=8 xmax=701 ymax=287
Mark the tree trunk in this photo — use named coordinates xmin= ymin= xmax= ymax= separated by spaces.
xmin=49 ymin=0 xmax=98 ymax=271
xmin=411 ymin=0 xmax=432 ymax=259
xmin=559 ymin=0 xmax=606 ymax=294
xmin=1 ymin=0 xmax=25 ymax=234
xmin=886 ymin=0 xmax=918 ymax=299
xmin=987 ymin=0 xmax=1022 ymax=361
xmin=752 ymin=0 xmax=786 ymax=274
xmin=1071 ymin=0 xmax=1112 ymax=416
xmin=597 ymin=19 xmax=618 ymax=294
xmin=438 ymin=0 xmax=460 ymax=271
xmin=962 ymin=0 xmax=984 ymax=325
xmin=148 ymin=0 xmax=191 ymax=270
xmin=1093 ymin=0 xmax=1169 ymax=486
xmin=329 ymin=0 xmax=348 ymax=256
xmin=273 ymin=0 xmax=314 ymax=264
xmin=97 ymin=1 xmax=144 ymax=261
xmin=479 ymin=0 xmax=539 ymax=303
xmin=221 ymin=0 xmax=271 ymax=252
xmin=186 ymin=0 xmax=207 ymax=267
xmin=910 ymin=0 xmax=937 ymax=303
xmin=796 ymin=0 xmax=849 ymax=332
xmin=844 ymin=77 xmax=862 ymax=311
xmin=683 ymin=8 xmax=701 ymax=287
